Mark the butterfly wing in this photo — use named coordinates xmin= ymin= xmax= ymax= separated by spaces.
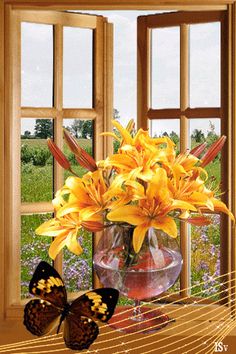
xmin=24 ymin=299 xmax=60 ymax=336
xmin=70 ymin=288 xmax=119 ymax=323
xmin=63 ymin=313 xmax=99 ymax=350
xmin=29 ymin=261 xmax=67 ymax=308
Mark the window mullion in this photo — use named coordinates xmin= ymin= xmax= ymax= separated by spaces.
xmin=93 ymin=17 xmax=106 ymax=288
xmin=53 ymin=23 xmax=63 ymax=274
xmin=180 ymin=23 xmax=191 ymax=298
xmin=137 ymin=16 xmax=150 ymax=130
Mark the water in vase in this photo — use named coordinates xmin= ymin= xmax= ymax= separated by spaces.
xmin=94 ymin=247 xmax=182 ymax=300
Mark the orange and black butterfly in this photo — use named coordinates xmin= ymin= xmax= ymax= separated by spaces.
xmin=23 ymin=261 xmax=119 ymax=350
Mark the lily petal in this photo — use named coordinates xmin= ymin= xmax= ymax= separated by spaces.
xmin=112 ymin=119 xmax=133 ymax=145
xmin=170 ymin=200 xmax=197 ymax=212
xmin=211 ymin=198 xmax=235 ymax=221
xmin=48 ymin=233 xmax=68 ymax=260
xmin=152 ymin=216 xmax=178 ymax=238
xmin=107 ymin=206 xmax=147 ymax=225
xmin=133 ymin=223 xmax=150 ymax=253
xmin=66 ymin=231 xmax=83 ymax=256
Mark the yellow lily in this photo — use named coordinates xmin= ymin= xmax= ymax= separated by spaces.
xmin=55 ymin=170 xmax=114 ymax=228
xmin=36 ymin=213 xmax=83 ymax=260
xmin=36 ymin=207 xmax=104 ymax=259
xmin=107 ymin=169 xmax=196 ymax=253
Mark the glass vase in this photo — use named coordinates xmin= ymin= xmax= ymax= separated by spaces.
xmin=93 ymin=225 xmax=183 ymax=333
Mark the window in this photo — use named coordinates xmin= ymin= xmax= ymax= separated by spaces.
xmin=138 ymin=12 xmax=230 ymax=304
xmin=137 ymin=11 xmax=231 ymax=302
xmin=4 ymin=9 xmax=113 ymax=315
xmin=1 ymin=1 xmax=236 ymax=349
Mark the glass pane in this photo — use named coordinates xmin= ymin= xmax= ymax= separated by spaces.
xmin=63 ymin=230 xmax=93 ymax=292
xmin=21 ymin=23 xmax=53 ymax=107
xmin=63 ymin=119 xmax=94 ymax=180
xmin=189 ymin=118 xmax=221 ymax=192
xmin=151 ymin=27 xmax=180 ymax=108
xmin=168 ymin=219 xmax=180 ymax=294
xmin=149 ymin=119 xmax=180 ymax=151
xmin=63 ymin=27 xmax=93 ymax=108
xmin=190 ymin=22 xmax=221 ymax=108
xmin=21 ymin=118 xmax=53 ymax=202
xmin=191 ymin=214 xmax=221 ymax=299
xmin=21 ymin=214 xmax=52 ymax=298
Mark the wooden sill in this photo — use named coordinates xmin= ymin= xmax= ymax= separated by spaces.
xmin=0 ymin=304 xmax=236 ymax=353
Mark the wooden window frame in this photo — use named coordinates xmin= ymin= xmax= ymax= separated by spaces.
xmin=3 ymin=6 xmax=113 ymax=318
xmin=0 ymin=0 xmax=236 ymax=344
xmin=137 ymin=10 xmax=230 ymax=305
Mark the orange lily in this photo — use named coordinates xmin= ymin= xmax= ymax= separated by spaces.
xmin=63 ymin=129 xmax=97 ymax=172
xmin=56 ymin=170 xmax=109 ymax=223
xmin=201 ymin=136 xmax=226 ymax=167
xmin=36 ymin=212 xmax=83 ymax=260
xmin=107 ymin=169 xmax=196 ymax=253
xmin=47 ymin=139 xmax=71 ymax=170
xmin=190 ymin=142 xmax=207 ymax=157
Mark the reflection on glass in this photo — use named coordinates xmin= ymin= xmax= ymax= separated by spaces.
xmin=151 ymin=27 xmax=180 ymax=108
xmin=189 ymin=118 xmax=221 ymax=191
xmin=21 ymin=214 xmax=52 ymax=298
xmin=149 ymin=119 xmax=180 ymax=151
xmin=63 ymin=230 xmax=93 ymax=293
xmin=190 ymin=22 xmax=220 ymax=108
xmin=191 ymin=214 xmax=221 ymax=299
xmin=63 ymin=27 xmax=93 ymax=108
xmin=63 ymin=119 xmax=94 ymax=180
xmin=21 ymin=118 xmax=53 ymax=202
xmin=21 ymin=23 xmax=53 ymax=107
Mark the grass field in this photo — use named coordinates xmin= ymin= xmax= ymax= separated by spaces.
xmin=21 ymin=138 xmax=93 ymax=298
xmin=21 ymin=137 xmax=222 ymax=300
xmin=21 ymin=138 xmax=92 ymax=150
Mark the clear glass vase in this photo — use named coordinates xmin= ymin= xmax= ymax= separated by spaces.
xmin=93 ymin=225 xmax=183 ymax=333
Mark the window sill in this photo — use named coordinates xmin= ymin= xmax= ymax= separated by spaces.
xmin=0 ymin=304 xmax=235 ymax=353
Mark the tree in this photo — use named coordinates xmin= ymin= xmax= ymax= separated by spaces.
xmin=81 ymin=120 xmax=93 ymax=139
xmin=191 ymin=129 xmax=205 ymax=143
xmin=113 ymin=108 xmax=120 ymax=121
xmin=22 ymin=130 xmax=32 ymax=139
xmin=169 ymin=131 xmax=179 ymax=145
xmin=34 ymin=119 xmax=53 ymax=139
xmin=207 ymin=120 xmax=219 ymax=146
xmin=69 ymin=120 xmax=84 ymax=138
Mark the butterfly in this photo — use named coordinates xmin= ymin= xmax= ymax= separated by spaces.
xmin=23 ymin=261 xmax=119 ymax=350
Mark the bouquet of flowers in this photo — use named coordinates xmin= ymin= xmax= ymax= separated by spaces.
xmin=36 ymin=120 xmax=234 ymax=259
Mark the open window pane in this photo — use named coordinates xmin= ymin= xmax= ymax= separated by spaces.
xmin=63 ymin=230 xmax=93 ymax=293
xmin=63 ymin=119 xmax=94 ymax=180
xmin=190 ymin=22 xmax=221 ymax=108
xmin=21 ymin=118 xmax=53 ymax=202
xmin=21 ymin=23 xmax=53 ymax=107
xmin=191 ymin=214 xmax=221 ymax=299
xmin=63 ymin=27 xmax=93 ymax=108
xmin=149 ymin=119 xmax=180 ymax=151
xmin=21 ymin=214 xmax=52 ymax=298
xmin=151 ymin=27 xmax=180 ymax=108
xmin=168 ymin=219 xmax=181 ymax=293
xmin=189 ymin=118 xmax=221 ymax=192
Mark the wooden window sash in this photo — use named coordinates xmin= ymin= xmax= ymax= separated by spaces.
xmin=4 ymin=7 xmax=113 ymax=318
xmin=137 ymin=10 xmax=232 ymax=304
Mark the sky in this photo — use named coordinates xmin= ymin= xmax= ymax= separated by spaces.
xmin=21 ymin=10 xmax=221 ymax=137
